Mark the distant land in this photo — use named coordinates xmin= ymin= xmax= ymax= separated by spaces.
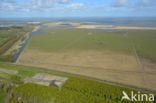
xmin=0 ymin=17 xmax=156 ymax=27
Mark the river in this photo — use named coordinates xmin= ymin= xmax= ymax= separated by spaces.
xmin=13 ymin=25 xmax=45 ymax=62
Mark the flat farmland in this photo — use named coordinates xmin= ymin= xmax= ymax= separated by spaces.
xmin=17 ymin=26 xmax=156 ymax=91
xmin=0 ymin=26 xmax=34 ymax=62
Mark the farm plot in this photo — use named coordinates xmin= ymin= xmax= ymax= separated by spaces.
xmin=0 ymin=62 xmax=146 ymax=103
xmin=0 ymin=26 xmax=34 ymax=62
xmin=17 ymin=27 xmax=156 ymax=91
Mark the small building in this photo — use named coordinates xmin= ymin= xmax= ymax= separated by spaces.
xmin=24 ymin=73 xmax=68 ymax=88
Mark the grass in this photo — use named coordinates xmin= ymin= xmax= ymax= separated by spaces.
xmin=0 ymin=62 xmax=152 ymax=103
xmin=57 ymin=77 xmax=132 ymax=103
xmin=18 ymin=28 xmax=156 ymax=92
xmin=12 ymin=78 xmax=133 ymax=103
xmin=0 ymin=89 xmax=7 ymax=103
xmin=127 ymin=30 xmax=156 ymax=62
xmin=27 ymin=29 xmax=132 ymax=53
xmin=0 ymin=26 xmax=156 ymax=102
xmin=27 ymin=29 xmax=156 ymax=61
xmin=12 ymin=83 xmax=58 ymax=103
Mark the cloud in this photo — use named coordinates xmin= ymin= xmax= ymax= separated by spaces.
xmin=139 ymin=0 xmax=156 ymax=7
xmin=31 ymin=0 xmax=72 ymax=6
xmin=0 ymin=0 xmax=16 ymax=3
xmin=0 ymin=0 xmax=73 ymax=12
xmin=140 ymin=0 xmax=152 ymax=5
xmin=113 ymin=0 xmax=156 ymax=8
xmin=0 ymin=0 xmax=17 ymax=11
xmin=111 ymin=0 xmax=156 ymax=11
xmin=0 ymin=0 xmax=156 ymax=17
xmin=68 ymin=3 xmax=86 ymax=10
xmin=113 ymin=0 xmax=128 ymax=7
xmin=27 ymin=0 xmax=72 ymax=10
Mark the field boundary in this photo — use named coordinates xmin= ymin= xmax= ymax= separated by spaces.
xmin=12 ymin=62 xmax=156 ymax=93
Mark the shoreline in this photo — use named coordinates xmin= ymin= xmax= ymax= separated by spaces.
xmin=6 ymin=25 xmax=41 ymax=62
xmin=14 ymin=25 xmax=41 ymax=63
xmin=76 ymin=24 xmax=156 ymax=30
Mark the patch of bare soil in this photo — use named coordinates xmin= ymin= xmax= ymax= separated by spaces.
xmin=139 ymin=58 xmax=156 ymax=90
xmin=0 ymin=68 xmax=18 ymax=75
xmin=17 ymin=49 xmax=156 ymax=91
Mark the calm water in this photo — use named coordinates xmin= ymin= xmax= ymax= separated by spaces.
xmin=1 ymin=17 xmax=156 ymax=27
xmin=13 ymin=26 xmax=44 ymax=62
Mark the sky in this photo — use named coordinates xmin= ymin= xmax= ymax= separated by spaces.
xmin=0 ymin=0 xmax=156 ymax=18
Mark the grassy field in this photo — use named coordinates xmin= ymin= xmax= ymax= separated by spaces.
xmin=0 ymin=89 xmax=7 ymax=103
xmin=0 ymin=62 xmax=153 ymax=103
xmin=18 ymin=27 xmax=156 ymax=91
xmin=25 ymin=29 xmax=156 ymax=59
xmin=126 ymin=30 xmax=156 ymax=62
xmin=27 ymin=29 xmax=133 ymax=53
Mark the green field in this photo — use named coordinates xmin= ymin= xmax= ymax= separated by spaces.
xmin=27 ymin=29 xmax=156 ymax=61
xmin=18 ymin=27 xmax=156 ymax=91
xmin=0 ymin=62 xmax=153 ymax=103
xmin=1 ymin=23 xmax=156 ymax=103
xmin=0 ymin=89 xmax=7 ymax=103
xmin=28 ymin=29 xmax=133 ymax=53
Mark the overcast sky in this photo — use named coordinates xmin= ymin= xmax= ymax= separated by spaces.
xmin=0 ymin=0 xmax=156 ymax=18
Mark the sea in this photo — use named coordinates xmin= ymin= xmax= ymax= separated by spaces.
xmin=0 ymin=17 xmax=156 ymax=27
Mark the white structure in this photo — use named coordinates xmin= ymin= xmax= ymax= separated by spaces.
xmin=24 ymin=73 xmax=68 ymax=88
